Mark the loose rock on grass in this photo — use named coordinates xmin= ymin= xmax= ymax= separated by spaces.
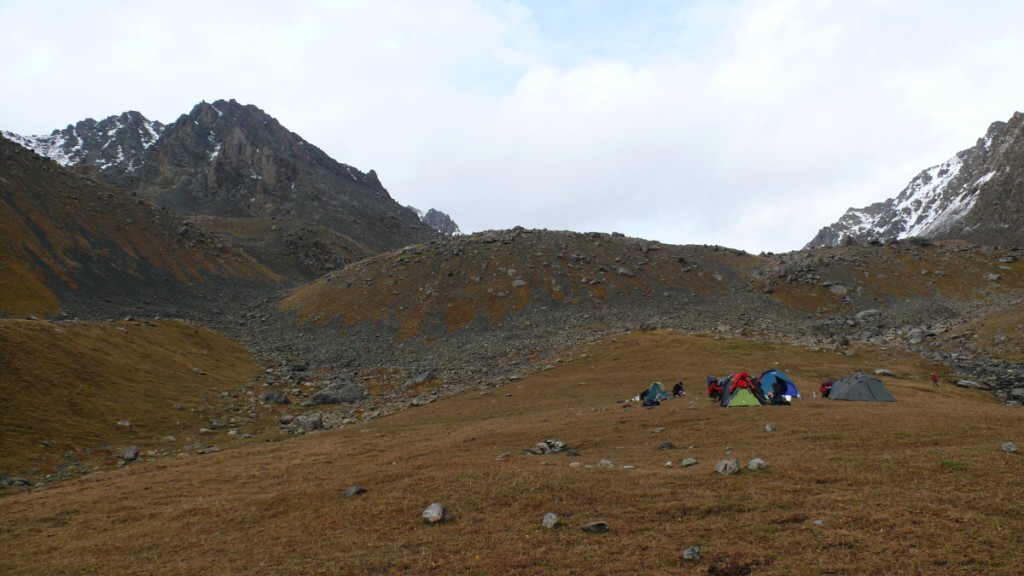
xmin=542 ymin=512 xmax=560 ymax=529
xmin=422 ymin=503 xmax=452 ymax=525
xmin=345 ymin=486 xmax=366 ymax=497
xmin=1002 ymin=442 xmax=1018 ymax=454
xmin=581 ymin=521 xmax=610 ymax=534
xmin=715 ymin=459 xmax=740 ymax=475
xmin=747 ymin=458 xmax=767 ymax=471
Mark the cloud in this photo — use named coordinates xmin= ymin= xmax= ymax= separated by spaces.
xmin=2 ymin=0 xmax=1023 ymax=253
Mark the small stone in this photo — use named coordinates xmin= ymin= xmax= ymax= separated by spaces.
xmin=581 ymin=521 xmax=610 ymax=533
xmin=664 ymin=460 xmax=673 ymax=467
xmin=346 ymin=486 xmax=366 ymax=497
xmin=682 ymin=546 xmax=701 ymax=561
xmin=542 ymin=512 xmax=560 ymax=529
xmin=652 ymin=427 xmax=665 ymax=434
xmin=764 ymin=423 xmax=776 ymax=433
xmin=622 ymin=465 xmax=636 ymax=470
xmin=658 ymin=441 xmax=676 ymax=450
xmin=1002 ymin=442 xmax=1018 ymax=454
xmin=495 ymin=452 xmax=512 ymax=461
xmin=122 ymin=445 xmax=139 ymax=461
xmin=747 ymin=458 xmax=767 ymax=471
xmin=568 ymin=462 xmax=583 ymax=468
xmin=715 ymin=459 xmax=740 ymax=475
xmin=679 ymin=457 xmax=698 ymax=468
xmin=566 ymin=448 xmax=581 ymax=457
xmin=422 ymin=502 xmax=451 ymax=524
xmin=598 ymin=459 xmax=614 ymax=469
xmin=117 ymin=420 xmax=131 ymax=428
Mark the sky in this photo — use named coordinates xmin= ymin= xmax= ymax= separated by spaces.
xmin=2 ymin=0 xmax=1023 ymax=254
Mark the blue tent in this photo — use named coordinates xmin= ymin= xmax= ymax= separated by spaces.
xmin=644 ymin=381 xmax=670 ymax=401
xmin=758 ymin=369 xmax=800 ymax=399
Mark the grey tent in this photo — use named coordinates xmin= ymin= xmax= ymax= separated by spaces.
xmin=829 ymin=372 xmax=895 ymax=402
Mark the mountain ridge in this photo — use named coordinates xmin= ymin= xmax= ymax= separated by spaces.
xmin=3 ymin=99 xmax=458 ymax=279
xmin=807 ymin=112 xmax=1024 ymax=248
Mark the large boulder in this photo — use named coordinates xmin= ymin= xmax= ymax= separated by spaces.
xmin=310 ymin=378 xmax=365 ymax=405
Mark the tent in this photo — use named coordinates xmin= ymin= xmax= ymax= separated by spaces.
xmin=643 ymin=381 xmax=670 ymax=402
xmin=829 ymin=373 xmax=895 ymax=402
xmin=758 ymin=369 xmax=800 ymax=399
xmin=719 ymin=373 xmax=765 ymax=407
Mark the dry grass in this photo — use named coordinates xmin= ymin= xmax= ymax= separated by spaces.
xmin=0 ymin=318 xmax=266 ymax=477
xmin=2 ymin=331 xmax=1021 ymax=575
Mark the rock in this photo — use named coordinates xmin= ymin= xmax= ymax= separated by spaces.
xmin=294 ymin=412 xmax=323 ymax=432
xmin=953 ymin=380 xmax=991 ymax=390
xmin=581 ymin=521 xmax=610 ymax=533
xmin=345 ymin=486 xmax=367 ymax=497
xmin=764 ymin=423 xmax=776 ymax=433
xmin=122 ymin=445 xmax=139 ymax=461
xmin=617 ymin=267 xmax=635 ymax=277
xmin=310 ymin=379 xmax=365 ymax=405
xmin=747 ymin=458 xmax=767 ymax=471
xmin=874 ymin=369 xmax=896 ymax=377
xmin=526 ymin=439 xmax=565 ymax=455
xmin=278 ymin=414 xmax=295 ymax=425
xmin=422 ymin=502 xmax=452 ymax=524
xmin=495 ymin=452 xmax=512 ymax=461
xmin=117 ymin=420 xmax=131 ymax=428
xmin=598 ymin=459 xmax=614 ymax=469
xmin=679 ymin=457 xmax=698 ymax=468
xmin=542 ymin=512 xmax=560 ymax=529
xmin=682 ymin=546 xmax=701 ymax=561
xmin=1010 ymin=388 xmax=1024 ymax=401
xmin=260 ymin=391 xmax=290 ymax=405
xmin=658 ymin=441 xmax=676 ymax=450
xmin=565 ymin=448 xmax=581 ymax=457
xmin=855 ymin=309 xmax=881 ymax=321
xmin=1002 ymin=442 xmax=1018 ymax=454
xmin=1 ymin=476 xmax=32 ymax=488
xmin=651 ymin=427 xmax=665 ymax=434
xmin=715 ymin=459 xmax=740 ymax=475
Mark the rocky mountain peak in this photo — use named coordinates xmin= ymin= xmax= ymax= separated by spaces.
xmin=408 ymin=206 xmax=462 ymax=236
xmin=807 ymin=111 xmax=1024 ymax=249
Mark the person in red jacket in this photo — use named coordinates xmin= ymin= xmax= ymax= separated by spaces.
xmin=819 ymin=380 xmax=833 ymax=398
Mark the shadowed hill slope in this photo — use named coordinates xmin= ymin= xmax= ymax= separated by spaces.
xmin=0 ymin=134 xmax=282 ymax=320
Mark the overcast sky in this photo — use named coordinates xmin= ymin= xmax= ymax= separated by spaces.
xmin=2 ymin=0 xmax=1023 ymax=253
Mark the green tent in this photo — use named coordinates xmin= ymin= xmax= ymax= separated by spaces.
xmin=721 ymin=387 xmax=763 ymax=407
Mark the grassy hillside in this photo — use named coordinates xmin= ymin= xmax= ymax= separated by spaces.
xmin=2 ymin=331 xmax=1020 ymax=575
xmin=0 ymin=318 xmax=269 ymax=478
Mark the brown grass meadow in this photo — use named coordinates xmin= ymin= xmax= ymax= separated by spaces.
xmin=2 ymin=331 xmax=1022 ymax=575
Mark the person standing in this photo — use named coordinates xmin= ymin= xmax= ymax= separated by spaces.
xmin=931 ymin=373 xmax=939 ymax=388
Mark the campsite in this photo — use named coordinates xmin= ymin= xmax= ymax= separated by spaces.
xmin=2 ymin=330 xmax=1021 ymax=575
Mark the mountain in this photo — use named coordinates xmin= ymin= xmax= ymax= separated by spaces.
xmin=408 ymin=205 xmax=461 ymax=236
xmin=806 ymin=111 xmax=1024 ymax=248
xmin=2 ymin=111 xmax=163 ymax=177
xmin=4 ymin=100 xmax=441 ymax=279
xmin=0 ymin=133 xmax=281 ymax=320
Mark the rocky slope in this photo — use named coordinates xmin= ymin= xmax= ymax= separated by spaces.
xmin=807 ymin=111 xmax=1024 ymax=248
xmin=241 ymin=229 xmax=1022 ymax=414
